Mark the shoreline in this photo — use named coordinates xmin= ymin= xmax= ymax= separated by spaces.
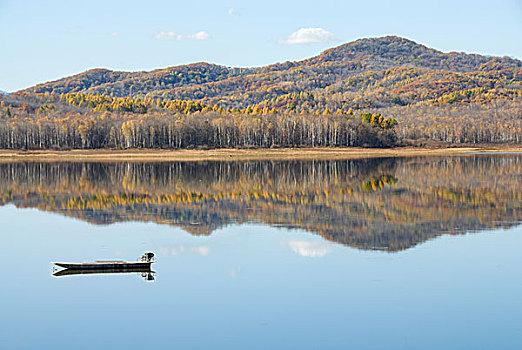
xmin=0 ymin=146 xmax=522 ymax=162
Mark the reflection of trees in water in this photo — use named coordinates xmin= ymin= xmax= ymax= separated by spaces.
xmin=1 ymin=155 xmax=521 ymax=251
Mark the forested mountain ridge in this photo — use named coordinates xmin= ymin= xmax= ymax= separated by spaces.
xmin=21 ymin=36 xmax=522 ymax=111
xmin=307 ymin=36 xmax=521 ymax=71
xmin=3 ymin=36 xmax=521 ymax=149
xmin=22 ymin=63 xmax=255 ymax=98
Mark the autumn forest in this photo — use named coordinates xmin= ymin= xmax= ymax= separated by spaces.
xmin=1 ymin=36 xmax=521 ymax=149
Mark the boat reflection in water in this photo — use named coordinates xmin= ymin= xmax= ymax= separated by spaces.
xmin=52 ymin=252 xmax=156 ymax=281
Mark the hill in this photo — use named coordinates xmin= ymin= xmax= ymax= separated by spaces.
xmin=21 ymin=36 xmax=522 ymax=112
xmin=2 ymin=36 xmax=521 ymax=149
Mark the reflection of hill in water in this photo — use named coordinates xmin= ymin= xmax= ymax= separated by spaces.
xmin=1 ymin=156 xmax=521 ymax=251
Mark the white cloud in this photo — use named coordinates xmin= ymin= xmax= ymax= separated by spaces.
xmin=155 ymin=31 xmax=183 ymax=40
xmin=155 ymin=31 xmax=211 ymax=41
xmin=110 ymin=32 xmax=119 ymax=37
xmin=281 ymin=27 xmax=338 ymax=45
xmin=187 ymin=31 xmax=211 ymax=40
xmin=227 ymin=8 xmax=240 ymax=17
xmin=286 ymin=240 xmax=335 ymax=258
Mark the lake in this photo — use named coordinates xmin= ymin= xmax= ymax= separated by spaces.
xmin=1 ymin=154 xmax=521 ymax=349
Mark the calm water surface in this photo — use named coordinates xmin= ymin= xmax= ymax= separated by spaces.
xmin=0 ymin=155 xmax=521 ymax=349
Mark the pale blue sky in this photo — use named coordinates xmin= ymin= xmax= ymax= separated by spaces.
xmin=1 ymin=0 xmax=521 ymax=92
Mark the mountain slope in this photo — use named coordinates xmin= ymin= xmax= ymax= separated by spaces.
xmin=24 ymin=62 xmax=255 ymax=97
xmin=20 ymin=36 xmax=522 ymax=111
xmin=309 ymin=36 xmax=521 ymax=71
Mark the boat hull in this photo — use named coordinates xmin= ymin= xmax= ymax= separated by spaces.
xmin=54 ymin=261 xmax=152 ymax=270
xmin=53 ymin=266 xmax=152 ymax=277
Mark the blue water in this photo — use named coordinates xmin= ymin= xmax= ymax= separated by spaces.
xmin=1 ymin=204 xmax=521 ymax=350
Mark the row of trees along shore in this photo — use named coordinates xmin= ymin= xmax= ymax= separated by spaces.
xmin=2 ymin=91 xmax=522 ymax=148
xmin=0 ymin=93 xmax=398 ymax=149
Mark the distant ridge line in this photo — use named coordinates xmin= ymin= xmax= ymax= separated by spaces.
xmin=18 ymin=35 xmax=522 ymax=111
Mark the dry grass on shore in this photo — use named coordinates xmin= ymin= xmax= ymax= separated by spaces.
xmin=0 ymin=146 xmax=521 ymax=162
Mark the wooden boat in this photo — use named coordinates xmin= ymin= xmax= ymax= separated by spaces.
xmin=53 ymin=266 xmax=152 ymax=277
xmin=54 ymin=261 xmax=152 ymax=269
xmin=53 ymin=252 xmax=155 ymax=271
